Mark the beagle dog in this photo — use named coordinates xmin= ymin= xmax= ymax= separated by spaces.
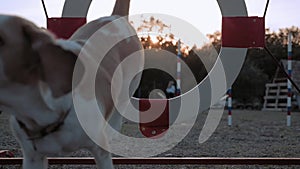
xmin=0 ymin=0 xmax=143 ymax=168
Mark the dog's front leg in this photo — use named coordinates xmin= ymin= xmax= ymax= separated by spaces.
xmin=22 ymin=151 xmax=48 ymax=169
xmin=10 ymin=117 xmax=48 ymax=169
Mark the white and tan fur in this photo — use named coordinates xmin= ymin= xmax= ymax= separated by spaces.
xmin=0 ymin=0 xmax=143 ymax=168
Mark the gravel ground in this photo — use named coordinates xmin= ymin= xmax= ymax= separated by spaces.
xmin=1 ymin=109 xmax=300 ymax=169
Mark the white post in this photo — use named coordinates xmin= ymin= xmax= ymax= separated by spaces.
xmin=176 ymin=40 xmax=182 ymax=95
xmin=287 ymin=32 xmax=292 ymax=127
xmin=228 ymin=87 xmax=232 ymax=126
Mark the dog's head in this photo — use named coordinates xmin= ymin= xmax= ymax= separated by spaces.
xmin=0 ymin=15 xmax=80 ymax=117
xmin=0 ymin=15 xmax=78 ymax=96
xmin=0 ymin=14 xmax=144 ymax=124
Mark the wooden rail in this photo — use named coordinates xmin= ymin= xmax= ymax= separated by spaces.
xmin=1 ymin=157 xmax=300 ymax=165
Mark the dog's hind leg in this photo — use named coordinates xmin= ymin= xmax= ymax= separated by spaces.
xmin=111 ymin=0 xmax=131 ymax=17
xmin=86 ymin=131 xmax=114 ymax=169
xmin=89 ymin=144 xmax=114 ymax=169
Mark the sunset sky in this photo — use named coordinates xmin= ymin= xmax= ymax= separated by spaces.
xmin=1 ymin=0 xmax=299 ymax=35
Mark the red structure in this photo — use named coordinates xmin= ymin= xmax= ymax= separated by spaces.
xmin=0 ymin=150 xmax=14 ymax=158
xmin=47 ymin=18 xmax=86 ymax=39
xmin=222 ymin=16 xmax=265 ymax=48
xmin=1 ymin=157 xmax=300 ymax=166
xmin=139 ymin=99 xmax=169 ymax=138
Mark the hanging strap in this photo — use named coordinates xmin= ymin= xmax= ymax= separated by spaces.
xmin=263 ymin=0 xmax=270 ymax=18
xmin=41 ymin=0 xmax=49 ymax=19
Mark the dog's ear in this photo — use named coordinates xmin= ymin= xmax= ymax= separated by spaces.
xmin=22 ymin=23 xmax=78 ymax=98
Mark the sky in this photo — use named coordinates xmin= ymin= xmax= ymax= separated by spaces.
xmin=0 ymin=0 xmax=299 ymax=36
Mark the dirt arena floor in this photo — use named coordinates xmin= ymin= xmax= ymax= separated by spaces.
xmin=1 ymin=109 xmax=300 ymax=169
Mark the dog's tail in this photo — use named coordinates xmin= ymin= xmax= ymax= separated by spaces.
xmin=111 ymin=0 xmax=131 ymax=17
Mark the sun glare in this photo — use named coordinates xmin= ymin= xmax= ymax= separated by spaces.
xmin=150 ymin=35 xmax=159 ymax=44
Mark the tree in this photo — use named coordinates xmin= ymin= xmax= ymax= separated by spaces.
xmin=207 ymin=27 xmax=300 ymax=104
xmin=133 ymin=17 xmax=217 ymax=98
xmin=133 ymin=16 xmax=300 ymax=102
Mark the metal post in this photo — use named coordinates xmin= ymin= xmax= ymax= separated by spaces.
xmin=176 ymin=39 xmax=182 ymax=95
xmin=287 ymin=32 xmax=292 ymax=127
xmin=228 ymin=87 xmax=232 ymax=126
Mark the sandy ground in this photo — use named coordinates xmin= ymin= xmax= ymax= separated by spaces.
xmin=1 ymin=109 xmax=300 ymax=169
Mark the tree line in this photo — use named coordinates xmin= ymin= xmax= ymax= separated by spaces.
xmin=133 ymin=18 xmax=300 ymax=105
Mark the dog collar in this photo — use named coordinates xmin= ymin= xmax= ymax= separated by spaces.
xmin=17 ymin=107 xmax=71 ymax=141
